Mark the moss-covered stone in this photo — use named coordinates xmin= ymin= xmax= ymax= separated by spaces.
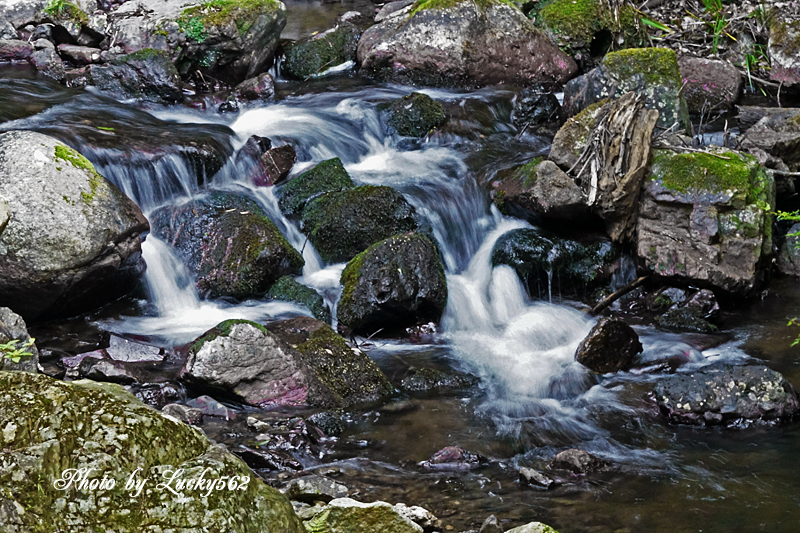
xmin=277 ymin=158 xmax=355 ymax=217
xmin=301 ymin=185 xmax=418 ymax=263
xmin=384 ymin=92 xmax=446 ymax=137
xmin=150 ymin=192 xmax=304 ymax=299
xmin=267 ymin=276 xmax=331 ymax=323
xmin=337 ymin=233 xmax=447 ymax=335
xmin=54 ymin=144 xmax=103 ymax=204
xmin=409 ymin=0 xmax=516 ymax=16
xmin=0 ymin=371 xmax=304 ymax=532
xmin=536 ymin=0 xmax=641 ymax=56
xmin=548 ymin=98 xmax=608 ymax=169
xmin=179 ymin=0 xmax=282 ymax=38
xmin=44 ymin=0 xmax=89 ymax=26
xmin=657 ymin=306 xmax=718 ymax=333
xmin=282 ymin=22 xmax=360 ymax=79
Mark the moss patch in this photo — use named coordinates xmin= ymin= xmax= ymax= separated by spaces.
xmin=54 ymin=144 xmax=103 ymax=203
xmin=650 ymin=150 xmax=754 ymax=195
xmin=44 ymin=0 xmax=88 ymax=25
xmin=770 ymin=19 xmax=800 ymax=58
xmin=282 ymin=23 xmax=359 ymax=79
xmin=517 ymin=156 xmax=544 ymax=188
xmin=268 ymin=276 xmax=331 ymax=323
xmin=602 ymin=47 xmax=681 ymax=86
xmin=117 ymin=48 xmax=169 ymax=64
xmin=385 ymin=92 xmax=446 ymax=137
xmin=536 ymin=0 xmax=640 ymax=54
xmin=179 ymin=0 xmax=281 ymax=39
xmin=410 ymin=0 xmax=517 ymax=16
xmin=277 ymin=158 xmax=355 ymax=216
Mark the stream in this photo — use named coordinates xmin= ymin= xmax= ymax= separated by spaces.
xmin=3 ymin=31 xmax=800 ymax=533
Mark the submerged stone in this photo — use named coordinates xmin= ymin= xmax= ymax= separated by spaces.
xmin=282 ymin=20 xmax=360 ymax=79
xmin=574 ymin=317 xmax=642 ymax=373
xmin=385 ymin=92 xmax=446 ymax=137
xmin=267 ymin=275 xmax=331 ymax=323
xmin=277 ymin=157 xmax=355 ymax=217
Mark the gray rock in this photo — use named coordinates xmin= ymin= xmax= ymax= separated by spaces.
xmin=79 ymin=358 xmax=138 ymax=384
xmin=162 ymin=402 xmax=204 ymax=425
xmin=88 ymin=48 xmax=183 ymax=104
xmin=0 ymin=37 xmax=32 ymax=61
xmin=185 ymin=394 xmax=238 ymax=420
xmin=30 ymin=37 xmax=65 ymax=81
xmin=678 ymin=57 xmax=743 ymax=115
xmin=654 ymin=364 xmax=800 ymax=425
xmin=394 ymin=503 xmax=441 ymax=531
xmin=635 ymin=147 xmax=774 ymax=296
xmin=419 ymin=446 xmax=483 ymax=471
xmin=282 ymin=21 xmax=360 ymax=79
xmin=356 ymin=0 xmax=577 ymax=89
xmin=0 ymin=371 xmax=304 ymax=532
xmin=57 ymin=43 xmax=101 ymax=64
xmin=337 ymin=233 xmax=447 ymax=335
xmin=739 ymin=108 xmax=800 ymax=171
xmin=375 ymin=0 xmax=414 ymax=22
xmin=575 ymin=317 xmax=642 ymax=374
xmin=0 ymin=196 xmax=8 ymax=238
xmin=512 ymin=86 xmax=563 ymax=128
xmin=0 ymin=18 xmax=17 ymax=39
xmin=506 ymin=522 xmax=559 ymax=533
xmin=302 ymin=498 xmax=423 ymax=533
xmin=0 ymin=131 xmax=148 ymax=321
xmin=231 ymin=71 xmax=275 ymax=101
xmin=253 ymin=144 xmax=296 ymax=187
xmin=107 ymin=0 xmax=287 ymax=84
xmin=549 ymin=448 xmax=609 ymax=474
xmin=563 ymin=47 xmax=690 ymax=132
xmin=769 ymin=18 xmax=800 ymax=87
xmin=267 ymin=276 xmax=331 ymax=324
xmin=104 ymin=334 xmax=165 ymax=363
xmin=284 ymin=474 xmax=349 ymax=503
xmin=778 ymin=222 xmax=800 ymax=276
xmin=0 ymin=307 xmax=39 ymax=373
xmin=519 ymin=467 xmax=554 ymax=490
xmin=480 ymin=515 xmax=504 ymax=533
xmin=0 ymin=0 xmax=46 ymax=29
xmin=183 ymin=318 xmax=394 ymax=409
xmin=400 ymin=367 xmax=476 ymax=393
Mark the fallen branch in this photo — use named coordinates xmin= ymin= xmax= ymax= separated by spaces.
xmin=590 ymin=276 xmax=650 ymax=316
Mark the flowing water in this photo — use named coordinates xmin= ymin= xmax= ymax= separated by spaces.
xmin=4 ymin=62 xmax=800 ymax=532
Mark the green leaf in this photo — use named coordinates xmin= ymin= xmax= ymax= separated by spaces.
xmin=641 ymin=17 xmax=673 ymax=33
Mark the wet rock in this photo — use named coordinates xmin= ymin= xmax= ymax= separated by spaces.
xmin=59 ymin=350 xmax=103 ymax=370
xmin=574 ymin=317 xmax=642 ymax=374
xmin=356 ymin=0 xmax=577 ymax=89
xmin=0 ymin=372 xmax=304 ymax=532
xmin=678 ymin=57 xmax=742 ymax=115
xmin=490 ymin=228 xmax=619 ymax=301
xmin=0 ymin=307 xmax=39 ymax=373
xmin=337 ymin=233 xmax=447 ymax=336
xmin=284 ymin=474 xmax=349 ymax=503
xmin=512 ymin=86 xmax=563 ymax=128
xmin=231 ymin=72 xmax=275 ymax=101
xmin=57 ymin=43 xmax=101 ymax=64
xmin=548 ymin=99 xmax=608 ymax=171
xmin=87 ymin=48 xmax=183 ymax=104
xmin=31 ymin=38 xmax=66 ymax=81
xmin=185 ymin=394 xmax=238 ymax=419
xmin=739 ymin=108 xmax=800 ymax=172
xmin=232 ymin=445 xmax=303 ymax=472
xmin=519 ymin=467 xmax=554 ymax=490
xmin=375 ymin=0 xmax=414 ymax=22
xmin=480 ymin=515 xmax=504 ymax=533
xmin=132 ymin=382 xmax=185 ymax=409
xmin=492 ymin=159 xmax=589 ymax=224
xmin=652 ymin=287 xmax=688 ymax=310
xmin=633 ymin=340 xmax=704 ymax=372
xmin=307 ymin=410 xmax=345 ymax=437
xmin=150 ymin=191 xmax=304 ymax=299
xmin=162 ymin=402 xmax=203 ymax=425
xmin=653 ymin=364 xmax=800 ymax=426
xmin=657 ymin=307 xmax=718 ymax=334
xmin=100 ymin=334 xmax=165 ymax=363
xmin=267 ymin=275 xmax=331 ymax=324
xmin=0 ymin=1 xmax=44 ymax=29
xmin=685 ymin=289 xmax=720 ymax=319
xmin=253 ymin=145 xmax=297 ymax=187
xmin=506 ymin=522 xmax=559 ymax=533
xmin=107 ymin=0 xmax=287 ymax=85
xmin=282 ymin=21 xmax=360 ymax=79
xmin=234 ymin=134 xmax=271 ymax=170
xmin=400 ymin=367 xmax=477 ymax=393
xmin=301 ymin=185 xmax=418 ymax=263
xmin=394 ymin=503 xmax=441 ymax=532
xmin=635 ymin=147 xmax=775 ymax=297
xmin=563 ymin=47 xmax=690 ymax=132
xmin=302 ymin=498 xmax=423 ymax=533
xmin=778 ymin=222 xmax=800 ymax=277
xmin=534 ymin=0 xmax=641 ymax=61
xmin=0 ymin=38 xmax=32 ymax=61
xmin=769 ymin=18 xmax=800 ymax=87
xmin=184 ymin=318 xmax=393 ymax=409
xmin=0 ymin=131 xmax=148 ymax=321
xmin=419 ymin=446 xmax=484 ymax=471
xmin=78 ymin=357 xmax=138 ymax=384
xmin=384 ymin=92 xmax=446 ymax=137
xmin=277 ymin=157 xmax=355 ymax=217
xmin=549 ymin=448 xmax=609 ymax=474
xmin=217 ymin=98 xmax=239 ymax=113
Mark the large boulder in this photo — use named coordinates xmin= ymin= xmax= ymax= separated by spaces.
xmin=301 ymin=498 xmax=423 ymax=533
xmin=653 ymin=364 xmax=800 ymax=425
xmin=87 ymin=48 xmax=184 ymax=104
xmin=181 ymin=318 xmax=394 ymax=408
xmin=678 ymin=57 xmax=743 ymax=115
xmin=282 ymin=20 xmax=360 ymax=79
xmin=0 ymin=131 xmax=148 ymax=321
xmin=277 ymin=157 xmax=355 ymax=217
xmin=356 ymin=0 xmax=577 ymax=89
xmin=635 ymin=147 xmax=775 ymax=296
xmin=300 ymin=185 xmax=418 ymax=263
xmin=738 ymin=108 xmax=800 ymax=172
xmin=337 ymin=233 xmax=447 ymax=335
xmin=0 ymin=371 xmax=304 ymax=532
xmin=768 ymin=18 xmax=800 ymax=87
xmin=0 ymin=307 xmax=39 ymax=373
xmin=150 ymin=192 xmax=303 ymax=299
xmin=574 ymin=317 xmax=642 ymax=373
xmin=107 ymin=0 xmax=287 ymax=84
xmin=563 ymin=47 xmax=690 ymax=132
xmin=490 ymin=228 xmax=619 ymax=301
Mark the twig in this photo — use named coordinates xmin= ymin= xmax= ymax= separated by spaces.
xmin=590 ymin=276 xmax=650 ymax=316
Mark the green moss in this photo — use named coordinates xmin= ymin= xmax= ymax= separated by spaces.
xmin=537 ymin=0 xmax=640 ymax=53
xmin=54 ymin=144 xmax=103 ymax=203
xmin=517 ymin=156 xmax=544 ymax=188
xmin=44 ymin=0 xmax=88 ymax=25
xmin=339 ymin=247 xmax=368 ymax=312
xmin=277 ymin=158 xmax=355 ymax=216
xmin=410 ymin=0 xmax=516 ymax=16
xmin=770 ymin=19 xmax=800 ymax=58
xmin=267 ymin=276 xmax=331 ymax=323
xmin=179 ymin=0 xmax=280 ymax=40
xmin=602 ymin=47 xmax=680 ymax=86
xmin=650 ymin=149 xmax=753 ymax=195
xmin=385 ymin=92 xmax=446 ymax=137
xmin=117 ymin=48 xmax=169 ymax=64
xmin=282 ymin=23 xmax=359 ymax=79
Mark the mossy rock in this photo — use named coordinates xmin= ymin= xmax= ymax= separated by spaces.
xmin=535 ymin=0 xmax=641 ymax=58
xmin=656 ymin=306 xmax=718 ymax=333
xmin=491 ymin=228 xmax=619 ymax=301
xmin=384 ymin=92 xmax=446 ymax=137
xmin=267 ymin=275 xmax=331 ymax=323
xmin=548 ymin=98 xmax=607 ymax=170
xmin=0 ymin=371 xmax=304 ymax=532
xmin=768 ymin=18 xmax=800 ymax=86
xmin=282 ymin=21 xmax=361 ymax=79
xmin=337 ymin=233 xmax=447 ymax=335
xmin=277 ymin=158 xmax=355 ymax=217
xmin=302 ymin=498 xmax=423 ymax=533
xmin=87 ymin=48 xmax=183 ymax=104
xmin=301 ymin=185 xmax=418 ymax=263
xmin=150 ymin=192 xmax=304 ymax=299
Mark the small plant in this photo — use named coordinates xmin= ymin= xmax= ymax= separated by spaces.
xmin=699 ymin=0 xmax=733 ymax=56
xmin=741 ymin=44 xmax=771 ymax=94
xmin=0 ymin=338 xmax=36 ymax=364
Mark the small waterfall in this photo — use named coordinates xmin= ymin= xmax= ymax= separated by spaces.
xmin=142 ymin=237 xmax=202 ymax=315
